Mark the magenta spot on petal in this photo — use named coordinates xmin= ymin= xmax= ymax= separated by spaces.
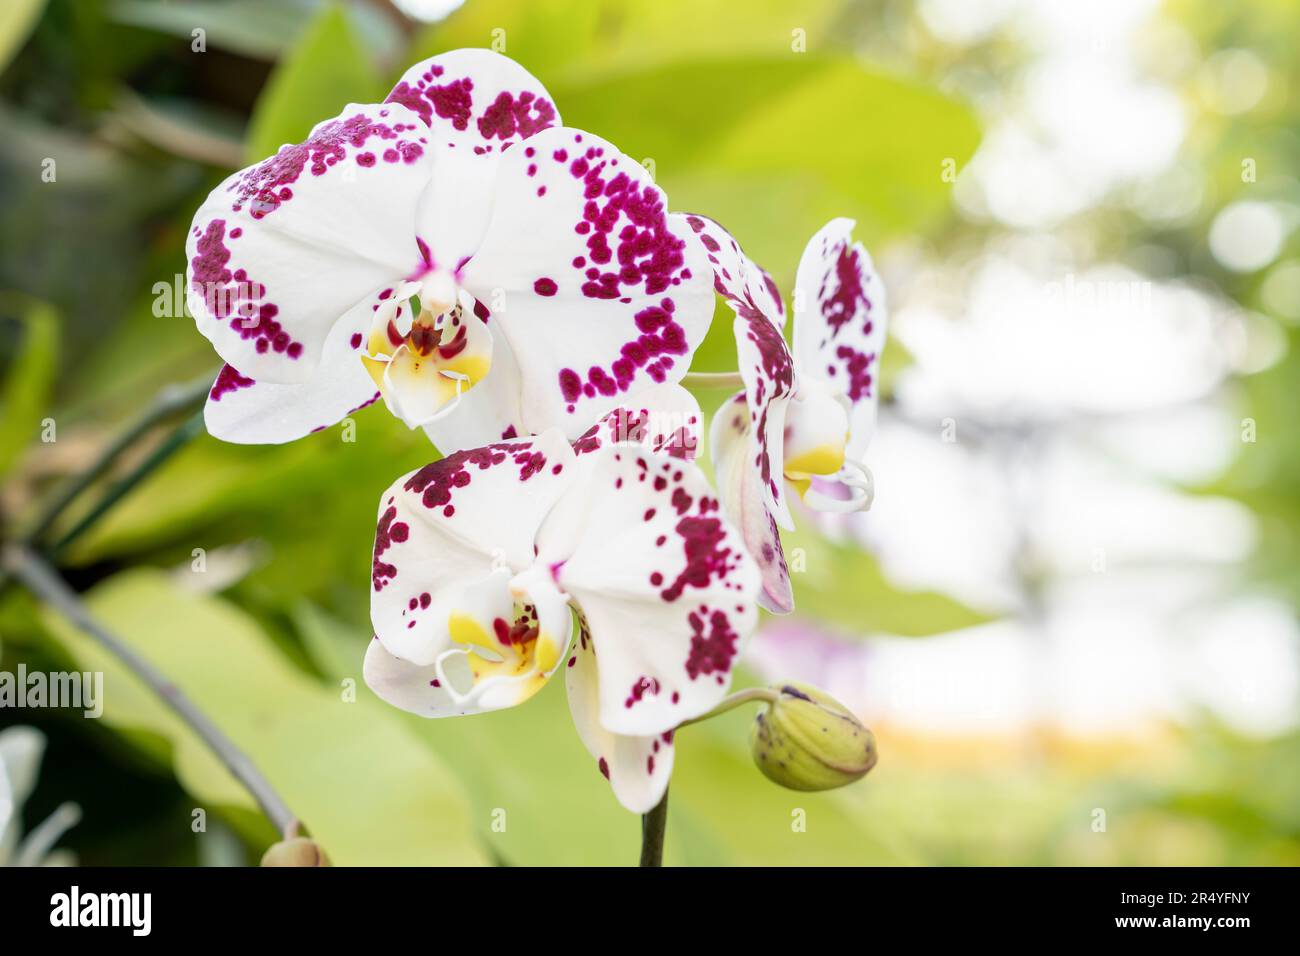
xmin=209 ymin=364 xmax=254 ymax=401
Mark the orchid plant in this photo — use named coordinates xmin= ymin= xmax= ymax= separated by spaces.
xmin=177 ymin=48 xmax=883 ymax=856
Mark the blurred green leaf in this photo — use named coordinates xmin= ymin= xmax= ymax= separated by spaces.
xmin=57 ymin=408 xmax=433 ymax=607
xmin=109 ymin=0 xmax=401 ymax=63
xmin=412 ymin=0 xmax=845 ymax=83
xmin=109 ymin=0 xmax=314 ymax=60
xmin=39 ymin=569 xmax=487 ymax=865
xmin=0 ymin=0 xmax=42 ymax=75
xmin=557 ymin=57 xmax=979 ymax=270
xmin=295 ymin=602 xmax=639 ymax=865
xmin=782 ymin=523 xmax=992 ymax=637
xmin=671 ymin=697 xmax=921 ymax=865
xmin=245 ymin=2 xmax=385 ymax=161
xmin=0 ymin=0 xmax=45 ymax=75
xmin=0 ymin=295 xmax=58 ymax=477
xmin=415 ymin=0 xmax=978 ymax=269
xmin=680 ymin=386 xmax=978 ymax=638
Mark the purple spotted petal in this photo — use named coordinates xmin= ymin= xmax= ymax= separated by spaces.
xmin=186 ymin=102 xmax=434 ymax=384
xmin=370 ymin=431 xmax=576 ymax=669
xmin=792 ymin=217 xmax=887 ymax=461
xmin=566 ymin=614 xmax=676 ymax=813
xmin=459 ymin=127 xmax=714 ymax=441
xmin=684 ymin=214 xmax=796 ymax=528
xmin=536 ymin=442 xmax=760 ymax=737
xmin=709 ymin=392 xmax=794 ymax=614
xmin=204 ymin=289 xmax=385 ymax=443
xmin=570 ymin=383 xmax=704 ymax=462
xmin=386 ymin=48 xmax=557 ymax=150
xmin=395 ymin=49 xmax=563 ymax=273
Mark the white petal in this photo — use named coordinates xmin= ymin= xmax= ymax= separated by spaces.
xmin=0 ymin=726 xmax=45 ymax=856
xmin=565 ymin=617 xmax=674 ymax=813
xmin=370 ymin=430 xmax=576 ymax=666
xmin=710 ymin=393 xmax=794 ymax=614
xmin=683 ymin=215 xmax=796 ymax=528
xmin=387 ymin=49 xmax=560 ymax=269
xmin=186 ymin=102 xmax=434 ymax=383
xmin=459 ymin=127 xmax=714 ymax=439
xmin=364 ymin=634 xmax=468 ymax=717
xmin=0 ymin=726 xmax=45 ymax=811
xmin=203 ymin=291 xmax=384 ymax=443
xmin=537 ymin=444 xmax=760 ymax=736
xmin=792 ymin=217 xmax=887 ymax=461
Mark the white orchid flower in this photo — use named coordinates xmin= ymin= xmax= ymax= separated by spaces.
xmin=0 ymin=726 xmax=80 ymax=867
xmin=187 ymin=49 xmax=714 ymax=450
xmin=687 ymin=216 xmax=887 ymax=613
xmin=362 ymin=384 xmax=760 ymax=812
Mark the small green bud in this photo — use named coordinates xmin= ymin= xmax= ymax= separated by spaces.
xmin=750 ymin=683 xmax=877 ymax=791
xmin=260 ymin=837 xmax=331 ymax=867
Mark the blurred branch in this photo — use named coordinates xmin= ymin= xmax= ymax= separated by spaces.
xmin=20 ymin=372 xmax=214 ymax=548
xmin=47 ymin=409 xmax=205 ymax=559
xmin=110 ymin=89 xmax=244 ymax=169
xmin=2 ymin=543 xmax=299 ymax=837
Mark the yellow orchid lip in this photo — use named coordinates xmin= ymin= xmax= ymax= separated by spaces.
xmin=784 ymin=441 xmax=847 ymax=481
xmin=361 ymin=296 xmax=493 ymax=427
xmin=445 ymin=606 xmax=555 ymax=707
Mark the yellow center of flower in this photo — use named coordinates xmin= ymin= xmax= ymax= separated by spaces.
xmin=447 ymin=604 xmax=558 ymax=706
xmin=359 ymin=274 xmax=493 ymax=427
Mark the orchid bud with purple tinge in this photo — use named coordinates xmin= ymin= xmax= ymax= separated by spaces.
xmin=750 ymin=683 xmax=877 ymax=791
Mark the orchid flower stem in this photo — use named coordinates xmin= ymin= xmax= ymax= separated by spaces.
xmin=674 ymin=686 xmax=781 ymax=730
xmin=1 ymin=543 xmax=299 ymax=837
xmin=680 ymin=371 xmax=745 ymax=390
xmin=23 ymin=372 xmax=215 ymax=547
xmin=47 ymin=408 xmax=206 ymax=560
xmin=640 ymin=788 xmax=669 ymax=868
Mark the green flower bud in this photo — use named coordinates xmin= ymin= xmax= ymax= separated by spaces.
xmin=260 ymin=837 xmax=331 ymax=867
xmin=750 ymin=683 xmax=877 ymax=791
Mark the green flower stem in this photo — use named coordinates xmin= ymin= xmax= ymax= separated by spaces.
xmin=680 ymin=370 xmax=745 ymax=390
xmin=47 ymin=408 xmax=206 ymax=560
xmin=23 ymin=372 xmax=215 ymax=547
xmin=674 ymin=686 xmax=780 ymax=729
xmin=640 ymin=788 xmax=669 ymax=868
xmin=1 ymin=543 xmax=298 ymax=837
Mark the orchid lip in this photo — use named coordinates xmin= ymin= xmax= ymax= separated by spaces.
xmin=434 ymin=600 xmax=553 ymax=706
xmin=801 ymin=460 xmax=874 ymax=513
xmin=361 ymin=281 xmax=493 ymax=429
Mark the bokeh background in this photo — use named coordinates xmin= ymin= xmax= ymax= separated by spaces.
xmin=2 ymin=0 xmax=1298 ymax=866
